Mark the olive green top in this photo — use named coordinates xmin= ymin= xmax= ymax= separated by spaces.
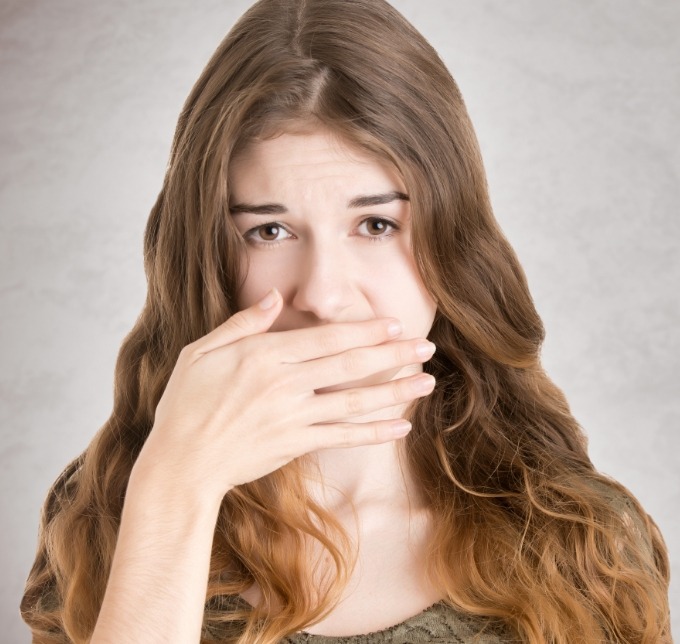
xmin=212 ymin=595 xmax=512 ymax=643
xmin=284 ymin=601 xmax=510 ymax=643
xmin=205 ymin=488 xmax=652 ymax=642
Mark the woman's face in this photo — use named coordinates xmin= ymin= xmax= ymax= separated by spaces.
xmin=228 ymin=127 xmax=437 ymax=389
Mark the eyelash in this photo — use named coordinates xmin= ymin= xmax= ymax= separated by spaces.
xmin=242 ymin=217 xmax=401 ymax=248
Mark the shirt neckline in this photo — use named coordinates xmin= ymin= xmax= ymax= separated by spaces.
xmin=297 ymin=600 xmax=446 ymax=638
xmin=234 ymin=594 xmax=448 ymax=638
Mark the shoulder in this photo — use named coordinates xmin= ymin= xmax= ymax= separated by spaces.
xmin=586 ymin=476 xmax=653 ymax=536
xmin=582 ymin=474 xmax=664 ymax=572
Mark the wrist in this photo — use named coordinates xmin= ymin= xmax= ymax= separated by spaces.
xmin=127 ymin=457 xmax=226 ymax=523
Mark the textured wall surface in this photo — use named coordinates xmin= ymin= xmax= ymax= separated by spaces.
xmin=1 ymin=0 xmax=678 ymax=640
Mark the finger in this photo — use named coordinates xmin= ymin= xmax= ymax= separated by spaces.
xmin=296 ymin=338 xmax=436 ymax=391
xmin=194 ymin=288 xmax=283 ymax=355
xmin=274 ymin=317 xmax=405 ymax=363
xmin=306 ymin=418 xmax=414 ymax=451
xmin=303 ymin=372 xmax=436 ymax=423
xmin=291 ymin=338 xmax=436 ymax=389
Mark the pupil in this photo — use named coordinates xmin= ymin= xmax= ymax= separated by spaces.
xmin=262 ymin=224 xmax=278 ymax=240
xmin=371 ymin=220 xmax=385 ymax=234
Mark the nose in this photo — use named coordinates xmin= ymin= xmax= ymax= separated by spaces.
xmin=290 ymin=240 xmax=354 ymax=322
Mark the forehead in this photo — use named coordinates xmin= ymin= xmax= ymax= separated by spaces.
xmin=229 ymin=129 xmax=406 ymax=194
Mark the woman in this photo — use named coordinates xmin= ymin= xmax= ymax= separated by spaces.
xmin=21 ymin=0 xmax=671 ymax=642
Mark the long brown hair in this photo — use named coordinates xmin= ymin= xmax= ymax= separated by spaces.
xmin=21 ymin=0 xmax=671 ymax=642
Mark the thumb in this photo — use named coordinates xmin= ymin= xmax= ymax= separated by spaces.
xmin=198 ymin=288 xmax=283 ymax=354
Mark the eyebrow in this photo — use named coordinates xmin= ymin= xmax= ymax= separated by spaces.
xmin=228 ymin=191 xmax=409 ymax=215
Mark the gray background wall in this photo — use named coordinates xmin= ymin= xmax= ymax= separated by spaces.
xmin=1 ymin=0 xmax=678 ymax=640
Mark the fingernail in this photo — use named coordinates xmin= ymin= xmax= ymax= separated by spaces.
xmin=416 ymin=341 xmax=436 ymax=358
xmin=258 ymin=288 xmax=278 ymax=310
xmin=390 ymin=420 xmax=412 ymax=437
xmin=411 ymin=375 xmax=435 ymax=393
xmin=387 ymin=320 xmax=403 ymax=337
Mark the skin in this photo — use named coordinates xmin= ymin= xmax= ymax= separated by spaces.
xmin=227 ymin=127 xmax=443 ymax=633
xmin=229 ymin=127 xmax=437 ymax=398
xmin=91 ymin=128 xmax=441 ymax=642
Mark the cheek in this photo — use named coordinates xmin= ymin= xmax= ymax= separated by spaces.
xmin=235 ymin=250 xmax=303 ymax=313
xmin=368 ymin=255 xmax=436 ymax=333
xmin=400 ymin=283 xmax=437 ymax=335
xmin=235 ymin=258 xmax=272 ymax=311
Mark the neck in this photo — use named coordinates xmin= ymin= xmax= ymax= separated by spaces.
xmin=303 ymin=364 xmax=426 ymax=514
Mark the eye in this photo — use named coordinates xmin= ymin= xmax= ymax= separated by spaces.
xmin=357 ymin=217 xmax=400 ymax=241
xmin=243 ymin=222 xmax=293 ymax=247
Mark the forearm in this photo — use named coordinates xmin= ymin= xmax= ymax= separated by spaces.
xmin=90 ymin=469 xmax=223 ymax=644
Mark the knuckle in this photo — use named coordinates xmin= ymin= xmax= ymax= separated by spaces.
xmin=344 ymin=389 xmax=364 ymax=416
xmin=370 ymin=424 xmax=384 ymax=443
xmin=237 ymin=333 xmax=259 ymax=355
xmin=318 ymin=329 xmax=341 ymax=355
xmin=338 ymin=425 xmax=355 ymax=447
xmin=247 ymin=344 xmax=270 ymax=371
xmin=332 ymin=423 xmax=382 ymax=448
xmin=340 ymin=348 xmax=366 ymax=375
xmin=276 ymin=430 xmax=300 ymax=460
xmin=312 ymin=426 xmax=331 ymax=451
xmin=228 ymin=310 xmax=252 ymax=333
xmin=179 ymin=342 xmax=200 ymax=363
xmin=242 ymin=333 xmax=274 ymax=360
xmin=397 ymin=342 xmax=413 ymax=364
xmin=392 ymin=380 xmax=408 ymax=404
